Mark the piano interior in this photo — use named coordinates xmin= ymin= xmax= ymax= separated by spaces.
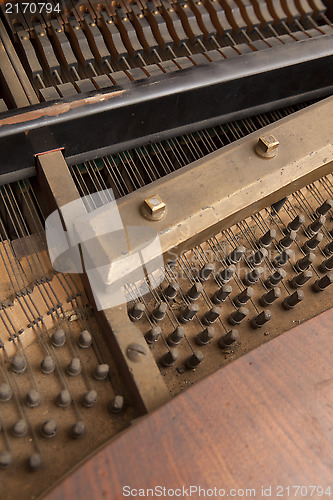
xmin=0 ymin=0 xmax=332 ymax=498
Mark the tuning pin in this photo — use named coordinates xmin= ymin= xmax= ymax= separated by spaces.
xmin=219 ymin=329 xmax=238 ymax=348
xmin=163 ymin=281 xmax=179 ymax=300
xmin=0 ymin=383 xmax=12 ymax=402
xmin=289 ymin=270 xmax=313 ymax=288
xmin=199 ymin=263 xmax=215 ymax=281
xmin=28 ymin=453 xmax=42 ymax=471
xmin=306 ymin=215 xmax=326 ymax=236
xmin=128 ymin=302 xmax=145 ymax=322
xmin=26 ymin=389 xmax=41 ymax=408
xmin=11 ymin=354 xmax=26 ymax=374
xmin=271 ymin=197 xmax=287 ymax=214
xmin=227 ymin=246 xmax=245 ymax=264
xmin=312 ymin=273 xmax=333 ymax=292
xmin=233 ymin=287 xmax=254 ymax=307
xmin=283 ymin=290 xmax=304 ymax=310
xmin=145 ymin=326 xmax=162 ymax=343
xmin=272 ymin=249 xmax=293 ymax=268
xmin=259 ymin=229 xmax=276 ymax=248
xmin=315 ymin=199 xmax=333 ymax=216
xmin=82 ymin=390 xmax=97 ymax=408
xmin=248 ymin=248 xmax=268 ymax=266
xmin=41 ymin=355 xmax=55 ymax=374
xmin=179 ymin=303 xmax=199 ymax=323
xmin=56 ymin=389 xmax=71 ymax=408
xmin=12 ymin=419 xmax=28 ymax=438
xmin=51 ymin=329 xmax=65 ymax=347
xmin=264 ymin=269 xmax=286 ymax=288
xmin=108 ymin=395 xmax=124 ymax=414
xmin=186 ymin=351 xmax=204 ymax=369
xmin=152 ymin=302 xmax=167 ymax=322
xmin=66 ymin=358 xmax=81 ymax=376
xmin=203 ymin=306 xmax=221 ymax=324
xmin=212 ymin=284 xmax=232 ymax=304
xmin=93 ymin=364 xmax=110 ymax=381
xmin=228 ymin=307 xmax=249 ymax=325
xmin=260 ymin=287 xmax=281 ymax=306
xmin=295 ymin=252 xmax=315 ymax=272
xmin=287 ymin=214 xmax=305 ymax=232
xmin=251 ymin=310 xmax=271 ymax=328
xmin=40 ymin=419 xmax=57 ymax=439
xmin=323 ymin=241 xmax=333 ymax=256
xmin=71 ymin=421 xmax=86 ymax=439
xmin=187 ymin=282 xmax=203 ymax=302
xmin=160 ymin=349 xmax=179 ymax=367
xmin=167 ymin=326 xmax=185 ymax=346
xmin=196 ymin=327 xmax=215 ymax=345
xmin=278 ymin=230 xmax=297 ymax=250
xmin=0 ymin=451 xmax=13 ymax=470
xmin=302 ymin=233 xmax=323 ymax=253
xmin=243 ymin=266 xmax=264 ymax=287
xmin=319 ymin=255 xmax=333 ymax=273
xmin=219 ymin=264 xmax=236 ymax=284
xmin=78 ymin=330 xmax=92 ymax=349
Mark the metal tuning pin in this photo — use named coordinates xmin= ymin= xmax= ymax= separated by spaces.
xmin=51 ymin=328 xmax=65 ymax=347
xmin=315 ymin=199 xmax=333 ymax=216
xmin=163 ymin=281 xmax=179 ymax=300
xmin=41 ymin=355 xmax=55 ymax=374
xmin=40 ymin=419 xmax=57 ymax=439
xmin=295 ymin=252 xmax=315 ymax=272
xmin=259 ymin=229 xmax=276 ymax=248
xmin=93 ymin=364 xmax=110 ymax=381
xmin=248 ymin=248 xmax=268 ymax=266
xmin=251 ymin=310 xmax=271 ymax=328
xmin=323 ymin=241 xmax=333 ymax=256
xmin=233 ymin=287 xmax=254 ymax=307
xmin=152 ymin=302 xmax=167 ymax=321
xmin=278 ymin=230 xmax=297 ymax=250
xmin=264 ymin=269 xmax=286 ymax=288
xmin=212 ymin=284 xmax=232 ymax=304
xmin=287 ymin=214 xmax=305 ymax=232
xmin=243 ymin=266 xmax=263 ymax=286
xmin=129 ymin=302 xmax=145 ymax=321
xmin=260 ymin=287 xmax=281 ymax=306
xmin=289 ymin=270 xmax=312 ymax=288
xmin=179 ymin=303 xmax=199 ymax=323
xmin=186 ymin=351 xmax=204 ymax=369
xmin=319 ymin=255 xmax=333 ymax=273
xmin=78 ymin=330 xmax=92 ymax=348
xmin=283 ymin=290 xmax=304 ymax=309
xmin=66 ymin=358 xmax=81 ymax=376
xmin=187 ymin=282 xmax=203 ymax=301
xmin=306 ymin=215 xmax=326 ymax=236
xmin=312 ymin=273 xmax=333 ymax=292
xmin=167 ymin=326 xmax=185 ymax=346
xmin=26 ymin=389 xmax=41 ymax=408
xmin=219 ymin=329 xmax=238 ymax=348
xmin=11 ymin=354 xmax=26 ymax=374
xmin=199 ymin=263 xmax=215 ymax=281
xmin=82 ymin=390 xmax=97 ymax=408
xmin=196 ymin=326 xmax=215 ymax=345
xmin=108 ymin=395 xmax=124 ymax=414
xmin=28 ymin=454 xmax=42 ymax=471
xmin=56 ymin=390 xmax=71 ymax=408
xmin=71 ymin=421 xmax=86 ymax=439
xmin=161 ymin=349 xmax=179 ymax=367
xmin=227 ymin=245 xmax=246 ymax=264
xmin=0 ymin=383 xmax=12 ymax=402
xmin=203 ymin=306 xmax=221 ymax=324
xmin=228 ymin=307 xmax=249 ymax=325
xmin=145 ymin=326 xmax=162 ymax=343
xmin=302 ymin=233 xmax=323 ymax=253
xmin=272 ymin=249 xmax=293 ymax=268
xmin=219 ymin=264 xmax=236 ymax=284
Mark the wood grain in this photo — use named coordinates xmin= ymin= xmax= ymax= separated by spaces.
xmin=45 ymin=308 xmax=333 ymax=500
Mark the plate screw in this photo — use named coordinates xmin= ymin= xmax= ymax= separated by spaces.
xmin=126 ymin=343 xmax=147 ymax=362
xmin=255 ymin=135 xmax=279 ymax=159
xmin=141 ymin=194 xmax=166 ymax=221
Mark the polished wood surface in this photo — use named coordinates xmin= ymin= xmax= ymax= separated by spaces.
xmin=45 ymin=308 xmax=333 ymax=500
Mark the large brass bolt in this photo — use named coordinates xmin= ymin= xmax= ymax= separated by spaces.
xmin=141 ymin=194 xmax=167 ymax=221
xmin=255 ymin=135 xmax=279 ymax=159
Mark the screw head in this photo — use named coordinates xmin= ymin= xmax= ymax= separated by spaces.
xmin=255 ymin=135 xmax=279 ymax=159
xmin=126 ymin=343 xmax=147 ymax=362
xmin=141 ymin=194 xmax=167 ymax=221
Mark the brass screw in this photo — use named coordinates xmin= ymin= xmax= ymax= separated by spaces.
xmin=255 ymin=135 xmax=279 ymax=159
xmin=141 ymin=194 xmax=167 ymax=221
xmin=126 ymin=343 xmax=147 ymax=362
